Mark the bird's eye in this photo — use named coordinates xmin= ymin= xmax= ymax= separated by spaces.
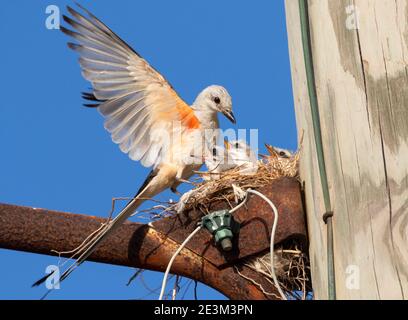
xmin=235 ymin=142 xmax=239 ymax=148
xmin=279 ymin=151 xmax=287 ymax=157
xmin=213 ymin=97 xmax=221 ymax=104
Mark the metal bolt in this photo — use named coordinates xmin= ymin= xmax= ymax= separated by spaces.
xmin=220 ymin=238 xmax=232 ymax=251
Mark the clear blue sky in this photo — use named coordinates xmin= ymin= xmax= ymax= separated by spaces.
xmin=0 ymin=0 xmax=297 ymax=299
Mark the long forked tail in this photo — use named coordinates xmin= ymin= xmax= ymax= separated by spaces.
xmin=32 ymin=184 xmax=150 ymax=291
xmin=63 ymin=196 xmax=144 ymax=281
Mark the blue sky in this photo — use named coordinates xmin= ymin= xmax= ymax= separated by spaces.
xmin=0 ymin=0 xmax=296 ymax=299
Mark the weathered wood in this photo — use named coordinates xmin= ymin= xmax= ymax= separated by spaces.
xmin=285 ymin=0 xmax=408 ymax=299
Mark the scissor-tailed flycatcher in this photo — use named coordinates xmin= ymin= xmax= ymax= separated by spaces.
xmin=34 ymin=4 xmax=236 ymax=287
xmin=261 ymin=144 xmax=292 ymax=160
xmin=204 ymin=139 xmax=258 ymax=180
xmin=176 ymin=139 xmax=257 ymax=213
xmin=225 ymin=140 xmax=258 ymax=175
xmin=203 ymin=144 xmax=235 ymax=180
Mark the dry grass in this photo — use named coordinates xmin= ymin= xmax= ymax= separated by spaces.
xmin=176 ymin=147 xmax=300 ymax=214
xmin=243 ymin=240 xmax=312 ymax=300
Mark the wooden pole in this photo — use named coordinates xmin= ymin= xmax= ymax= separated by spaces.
xmin=285 ymin=0 xmax=408 ymax=299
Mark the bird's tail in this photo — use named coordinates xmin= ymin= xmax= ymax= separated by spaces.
xmin=63 ymin=195 xmax=145 ymax=282
xmin=32 ymin=187 xmax=148 ymax=290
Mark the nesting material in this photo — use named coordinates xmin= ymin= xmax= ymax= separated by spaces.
xmin=242 ymin=240 xmax=312 ymax=300
xmin=177 ymin=145 xmax=300 ymax=213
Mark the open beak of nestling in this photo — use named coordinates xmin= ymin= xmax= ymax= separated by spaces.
xmin=223 ymin=138 xmax=231 ymax=150
xmin=222 ymin=110 xmax=236 ymax=124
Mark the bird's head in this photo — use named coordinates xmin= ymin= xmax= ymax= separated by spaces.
xmin=194 ymin=85 xmax=235 ymax=123
xmin=224 ymin=139 xmax=249 ymax=153
xmin=273 ymin=147 xmax=292 ymax=159
xmin=224 ymin=139 xmax=257 ymax=163
xmin=224 ymin=139 xmax=259 ymax=175
xmin=264 ymin=143 xmax=292 ymax=159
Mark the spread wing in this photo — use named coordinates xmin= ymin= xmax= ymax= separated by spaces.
xmin=62 ymin=4 xmax=200 ymax=167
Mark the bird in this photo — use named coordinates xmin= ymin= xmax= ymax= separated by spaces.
xmin=176 ymin=139 xmax=257 ymax=213
xmin=224 ymin=139 xmax=259 ymax=175
xmin=202 ymin=142 xmax=235 ymax=180
xmin=261 ymin=143 xmax=292 ymax=160
xmin=204 ymin=139 xmax=258 ymax=179
xmin=33 ymin=3 xmax=236 ymax=288
xmin=273 ymin=147 xmax=292 ymax=159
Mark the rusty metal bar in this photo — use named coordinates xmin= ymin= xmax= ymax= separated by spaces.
xmin=0 ymin=203 xmax=268 ymax=299
xmin=0 ymin=178 xmax=307 ymax=300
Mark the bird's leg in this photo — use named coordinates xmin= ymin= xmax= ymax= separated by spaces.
xmin=177 ymin=178 xmax=198 ymax=187
xmin=170 ymin=177 xmax=199 ymax=198
xmin=170 ymin=186 xmax=182 ymax=196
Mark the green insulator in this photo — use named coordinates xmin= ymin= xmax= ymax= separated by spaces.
xmin=201 ymin=209 xmax=240 ymax=252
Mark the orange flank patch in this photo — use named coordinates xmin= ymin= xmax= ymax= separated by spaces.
xmin=149 ymin=88 xmax=201 ymax=129
xmin=176 ymin=102 xmax=200 ymax=129
xmin=167 ymin=88 xmax=200 ymax=129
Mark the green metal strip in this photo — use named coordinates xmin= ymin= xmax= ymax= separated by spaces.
xmin=298 ymin=0 xmax=336 ymax=300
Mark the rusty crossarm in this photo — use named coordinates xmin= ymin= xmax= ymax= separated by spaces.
xmin=0 ymin=178 xmax=307 ymax=300
xmin=0 ymin=203 xmax=269 ymax=299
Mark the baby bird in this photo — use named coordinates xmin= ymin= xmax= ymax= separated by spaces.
xmin=204 ymin=139 xmax=258 ymax=180
xmin=176 ymin=139 xmax=257 ymax=213
xmin=261 ymin=143 xmax=293 ymax=161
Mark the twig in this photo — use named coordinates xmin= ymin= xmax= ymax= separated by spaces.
xmin=234 ymin=266 xmax=280 ymax=299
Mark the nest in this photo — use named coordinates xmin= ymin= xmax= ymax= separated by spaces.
xmin=178 ymin=147 xmax=301 ymax=214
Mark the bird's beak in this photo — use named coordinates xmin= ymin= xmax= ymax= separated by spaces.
xmin=264 ymin=143 xmax=275 ymax=155
xmin=224 ymin=138 xmax=231 ymax=150
xmin=222 ymin=110 xmax=236 ymax=124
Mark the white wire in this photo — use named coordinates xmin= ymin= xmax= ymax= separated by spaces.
xmin=158 ymin=187 xmax=286 ymax=300
xmin=158 ymin=225 xmax=202 ymax=300
xmin=159 ymin=189 xmax=249 ymax=300
xmin=246 ymin=189 xmax=287 ymax=300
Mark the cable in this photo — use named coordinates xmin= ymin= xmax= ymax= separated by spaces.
xmin=229 ymin=186 xmax=286 ymax=299
xmin=246 ymin=189 xmax=287 ymax=300
xmin=158 ymin=225 xmax=202 ymax=300
xmin=158 ymin=187 xmax=286 ymax=300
